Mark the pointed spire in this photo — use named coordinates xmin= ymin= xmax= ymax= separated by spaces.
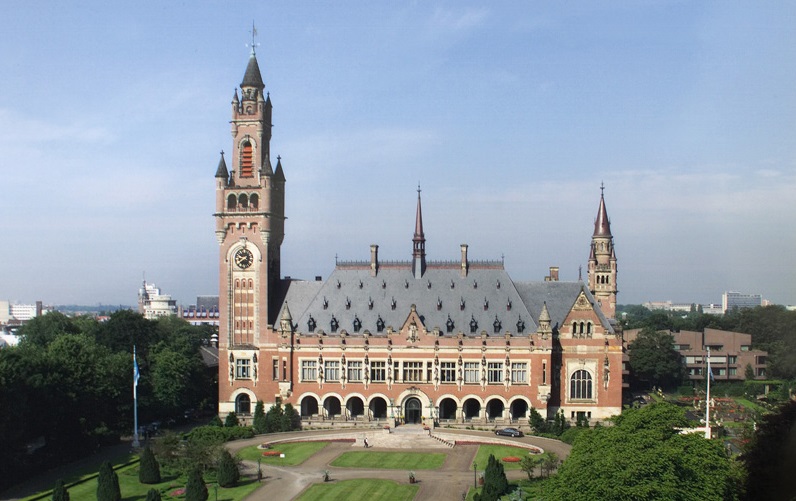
xmin=539 ymin=301 xmax=551 ymax=323
xmin=241 ymin=53 xmax=265 ymax=90
xmin=412 ymin=185 xmax=426 ymax=279
xmin=215 ymin=151 xmax=229 ymax=178
xmin=593 ymin=182 xmax=612 ymax=237
xmin=273 ymin=155 xmax=285 ymax=181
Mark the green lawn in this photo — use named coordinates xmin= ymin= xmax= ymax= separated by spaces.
xmin=472 ymin=445 xmax=536 ymax=471
xmin=237 ymin=441 xmax=330 ymax=466
xmin=297 ymin=479 xmax=418 ymax=501
xmin=735 ymin=397 xmax=767 ymax=413
xmin=27 ymin=461 xmax=261 ymax=501
xmin=330 ymin=451 xmax=446 ymax=470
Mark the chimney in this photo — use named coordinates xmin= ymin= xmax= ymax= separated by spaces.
xmin=370 ymin=244 xmax=379 ymax=277
xmin=460 ymin=244 xmax=469 ymax=277
xmin=545 ymin=266 xmax=559 ymax=282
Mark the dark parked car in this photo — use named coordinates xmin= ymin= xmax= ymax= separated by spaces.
xmin=495 ymin=427 xmax=523 ymax=437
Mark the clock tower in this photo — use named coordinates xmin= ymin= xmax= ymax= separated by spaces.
xmin=214 ymin=44 xmax=285 ymax=353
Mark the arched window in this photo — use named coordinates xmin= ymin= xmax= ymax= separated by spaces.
xmin=570 ymin=370 xmax=593 ymax=400
xmin=250 ymin=194 xmax=259 ymax=209
xmin=586 ymin=322 xmax=592 ymax=336
xmin=239 ymin=194 xmax=248 ymax=209
xmin=235 ymin=393 xmax=251 ymax=415
xmin=240 ymin=140 xmax=254 ymax=177
xmin=227 ymin=194 xmax=237 ymax=210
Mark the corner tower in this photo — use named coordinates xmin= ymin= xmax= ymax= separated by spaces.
xmin=215 ymin=44 xmax=285 ymax=349
xmin=587 ymin=184 xmax=617 ymax=319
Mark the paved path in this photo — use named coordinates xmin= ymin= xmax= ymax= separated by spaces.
xmin=229 ymin=426 xmax=571 ymax=500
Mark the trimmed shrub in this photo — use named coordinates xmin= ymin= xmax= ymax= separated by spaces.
xmin=224 ymin=412 xmax=239 ymax=427
xmin=252 ymin=401 xmax=266 ymax=434
xmin=52 ymin=478 xmax=70 ymax=501
xmin=96 ymin=461 xmax=121 ymax=501
xmin=185 ymin=467 xmax=208 ymax=501
xmin=145 ymin=488 xmax=162 ymax=501
xmin=475 ymin=454 xmax=509 ymax=501
xmin=139 ymin=446 xmax=161 ymax=484
xmin=216 ymin=450 xmax=240 ymax=487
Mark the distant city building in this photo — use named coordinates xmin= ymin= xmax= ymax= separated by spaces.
xmin=0 ymin=300 xmax=48 ymax=326
xmin=722 ymin=291 xmax=763 ymax=313
xmin=625 ymin=328 xmax=768 ymax=381
xmin=642 ymin=301 xmax=694 ymax=313
xmin=702 ymin=304 xmax=724 ymax=315
xmin=137 ymin=281 xmax=178 ymax=319
xmin=180 ymin=295 xmax=220 ymax=327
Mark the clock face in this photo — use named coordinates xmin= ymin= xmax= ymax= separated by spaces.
xmin=234 ymin=248 xmax=254 ymax=269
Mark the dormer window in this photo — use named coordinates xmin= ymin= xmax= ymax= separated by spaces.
xmin=493 ymin=316 xmax=502 ymax=333
xmin=516 ymin=317 xmax=525 ymax=333
xmin=345 ymin=297 xmax=351 ymax=310
xmin=507 ymin=299 xmax=512 ymax=311
xmin=323 ymin=297 xmax=328 ymax=310
xmin=470 ymin=316 xmax=478 ymax=333
xmin=353 ymin=316 xmax=362 ymax=333
xmin=382 ymin=280 xmax=386 ymax=289
xmin=473 ymin=280 xmax=478 ymax=289
xmin=437 ymin=298 xmax=442 ymax=311
xmin=391 ymin=297 xmax=396 ymax=310
xmin=460 ymin=298 xmax=465 ymax=310
xmin=496 ymin=280 xmax=501 ymax=289
xmin=376 ymin=316 xmax=385 ymax=332
xmin=484 ymin=298 xmax=489 ymax=310
xmin=336 ymin=280 xmax=341 ymax=289
xmin=368 ymin=297 xmax=374 ymax=310
xmin=404 ymin=280 xmax=409 ymax=289
xmin=330 ymin=316 xmax=339 ymax=333
xmin=450 ymin=280 xmax=455 ymax=289
xmin=446 ymin=315 xmax=454 ymax=333
xmin=358 ymin=280 xmax=363 ymax=289
xmin=307 ymin=315 xmax=317 ymax=333
xmin=427 ymin=280 xmax=432 ymax=289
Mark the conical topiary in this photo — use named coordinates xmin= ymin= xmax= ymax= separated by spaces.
xmin=252 ymin=401 xmax=266 ymax=434
xmin=185 ymin=467 xmax=208 ymax=501
xmin=216 ymin=450 xmax=240 ymax=487
xmin=96 ymin=461 xmax=121 ymax=501
xmin=139 ymin=446 xmax=161 ymax=484
xmin=52 ymin=478 xmax=70 ymax=501
xmin=145 ymin=488 xmax=162 ymax=501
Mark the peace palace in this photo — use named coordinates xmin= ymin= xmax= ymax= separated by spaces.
xmin=215 ymin=48 xmax=622 ymax=428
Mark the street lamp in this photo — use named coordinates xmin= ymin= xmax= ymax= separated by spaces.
xmin=473 ymin=462 xmax=477 ymax=488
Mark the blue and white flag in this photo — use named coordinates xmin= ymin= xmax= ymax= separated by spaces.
xmin=133 ymin=348 xmax=140 ymax=387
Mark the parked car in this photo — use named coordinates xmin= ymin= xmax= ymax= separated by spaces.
xmin=495 ymin=427 xmax=523 ymax=437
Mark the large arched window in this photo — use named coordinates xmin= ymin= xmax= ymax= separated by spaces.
xmin=235 ymin=393 xmax=251 ymax=415
xmin=570 ymin=370 xmax=593 ymax=400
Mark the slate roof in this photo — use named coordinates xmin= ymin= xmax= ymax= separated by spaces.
xmin=241 ymin=54 xmax=265 ymax=89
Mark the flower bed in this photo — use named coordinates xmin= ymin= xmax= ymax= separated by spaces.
xmin=168 ymin=488 xmax=186 ymax=497
xmin=262 ymin=450 xmax=282 ymax=457
xmin=502 ymin=456 xmax=521 ymax=462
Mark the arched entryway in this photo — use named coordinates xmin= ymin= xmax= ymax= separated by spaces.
xmin=510 ymin=399 xmax=528 ymax=421
xmin=324 ymin=395 xmax=341 ymax=418
xmin=439 ymin=397 xmax=458 ymax=421
xmin=235 ymin=394 xmax=251 ymax=415
xmin=369 ymin=397 xmax=388 ymax=420
xmin=300 ymin=395 xmax=319 ymax=417
xmin=463 ymin=398 xmax=481 ymax=420
xmin=404 ymin=397 xmax=422 ymax=424
xmin=346 ymin=396 xmax=365 ymax=419
xmin=486 ymin=399 xmax=505 ymax=421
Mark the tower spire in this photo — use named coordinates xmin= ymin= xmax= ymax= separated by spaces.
xmin=412 ymin=184 xmax=426 ymax=279
xmin=587 ymin=183 xmax=617 ymax=319
xmin=593 ymin=182 xmax=612 ymax=237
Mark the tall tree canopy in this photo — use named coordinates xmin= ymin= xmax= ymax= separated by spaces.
xmin=546 ymin=403 xmax=742 ymax=500
xmin=628 ymin=327 xmax=684 ymax=389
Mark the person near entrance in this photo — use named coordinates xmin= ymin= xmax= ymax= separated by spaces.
xmin=363 ymin=437 xmax=369 ymax=448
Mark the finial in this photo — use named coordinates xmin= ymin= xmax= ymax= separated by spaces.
xmin=277 ymin=155 xmax=281 ymax=161
xmin=417 ymin=183 xmax=421 ymax=195
xmin=248 ymin=21 xmax=259 ymax=56
xmin=579 ymin=265 xmax=582 ymax=281
xmin=600 ymin=181 xmax=605 ymax=196
xmin=220 ymin=150 xmax=224 ymax=157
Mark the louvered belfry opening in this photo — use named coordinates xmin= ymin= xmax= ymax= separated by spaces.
xmin=240 ymin=141 xmax=254 ymax=177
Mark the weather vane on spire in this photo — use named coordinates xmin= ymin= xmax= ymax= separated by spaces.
xmin=248 ymin=21 xmax=259 ymax=56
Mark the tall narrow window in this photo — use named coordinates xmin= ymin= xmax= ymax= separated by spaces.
xmin=240 ymin=140 xmax=254 ymax=177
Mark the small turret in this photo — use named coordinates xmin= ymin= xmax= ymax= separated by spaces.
xmin=215 ymin=151 xmax=229 ymax=180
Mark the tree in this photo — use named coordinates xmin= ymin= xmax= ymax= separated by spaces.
xmin=224 ymin=412 xmax=239 ymax=427
xmin=520 ymin=455 xmax=542 ymax=480
xmin=96 ymin=461 xmax=121 ymax=501
xmin=546 ymin=403 xmax=741 ymax=500
xmin=540 ymin=452 xmax=560 ymax=478
xmin=628 ymin=327 xmax=684 ymax=390
xmin=529 ymin=407 xmax=547 ymax=434
xmin=216 ymin=450 xmax=240 ymax=487
xmin=145 ymin=489 xmax=162 ymax=501
xmin=252 ymin=401 xmax=266 ymax=434
xmin=52 ymin=478 xmax=70 ymax=501
xmin=744 ymin=363 xmax=755 ymax=381
xmin=742 ymin=400 xmax=796 ymax=500
xmin=185 ymin=467 xmax=208 ymax=501
xmin=284 ymin=403 xmax=301 ymax=431
xmin=475 ymin=454 xmax=509 ymax=501
xmin=139 ymin=446 xmax=161 ymax=484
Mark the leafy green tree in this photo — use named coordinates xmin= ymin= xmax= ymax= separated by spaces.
xmin=742 ymin=400 xmax=796 ymax=500
xmin=546 ymin=403 xmax=741 ymax=500
xmin=18 ymin=311 xmax=79 ymax=347
xmin=216 ymin=450 xmax=240 ymax=487
xmin=540 ymin=451 xmax=560 ymax=478
xmin=744 ymin=363 xmax=755 ymax=381
xmin=138 ymin=446 xmax=161 ymax=484
xmin=284 ymin=403 xmax=301 ymax=431
xmin=52 ymin=478 xmax=70 ymax=501
xmin=145 ymin=489 xmax=162 ymax=501
xmin=475 ymin=454 xmax=509 ymax=501
xmin=224 ymin=412 xmax=239 ymax=427
xmin=96 ymin=461 xmax=121 ymax=501
xmin=185 ymin=467 xmax=208 ymax=501
xmin=252 ymin=401 xmax=266 ymax=434
xmin=520 ymin=455 xmax=542 ymax=480
xmin=529 ymin=407 xmax=547 ymax=434
xmin=628 ymin=327 xmax=684 ymax=390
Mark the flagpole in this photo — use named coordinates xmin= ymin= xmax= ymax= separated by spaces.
xmin=133 ymin=345 xmax=140 ymax=448
xmin=705 ymin=347 xmax=711 ymax=439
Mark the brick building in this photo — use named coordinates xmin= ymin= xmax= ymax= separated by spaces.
xmin=215 ymin=48 xmax=623 ymax=427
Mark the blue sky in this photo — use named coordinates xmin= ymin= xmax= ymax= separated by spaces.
xmin=1 ymin=1 xmax=794 ymax=307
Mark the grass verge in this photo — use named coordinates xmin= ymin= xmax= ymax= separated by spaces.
xmin=237 ymin=441 xmax=330 ymax=466
xmin=297 ymin=478 xmax=418 ymax=501
xmin=330 ymin=451 xmax=446 ymax=470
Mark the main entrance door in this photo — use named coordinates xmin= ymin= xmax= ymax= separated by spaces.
xmin=404 ymin=397 xmax=422 ymax=424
